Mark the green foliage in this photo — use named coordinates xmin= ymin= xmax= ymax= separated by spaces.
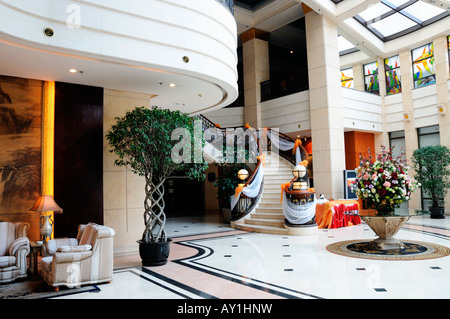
xmin=412 ymin=145 xmax=450 ymax=208
xmin=214 ymin=165 xmax=247 ymax=197
xmin=106 ymin=106 xmax=207 ymax=181
xmin=213 ymin=146 xmax=251 ymax=205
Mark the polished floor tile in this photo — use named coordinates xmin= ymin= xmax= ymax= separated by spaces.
xmin=52 ymin=215 xmax=450 ymax=299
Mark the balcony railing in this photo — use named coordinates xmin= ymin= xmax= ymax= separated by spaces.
xmin=260 ymin=72 xmax=309 ymax=102
xmin=215 ymin=0 xmax=234 ymax=14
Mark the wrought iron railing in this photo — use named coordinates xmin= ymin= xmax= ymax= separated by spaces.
xmin=195 ymin=114 xmax=264 ymax=221
xmin=196 ymin=114 xmax=311 ymax=223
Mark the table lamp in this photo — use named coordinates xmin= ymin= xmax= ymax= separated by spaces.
xmin=29 ymin=195 xmax=63 ymax=242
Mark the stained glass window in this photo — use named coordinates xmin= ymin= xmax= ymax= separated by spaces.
xmin=384 ymin=55 xmax=401 ymax=95
xmin=412 ymin=42 xmax=435 ymax=88
xmin=340 ymin=68 xmax=354 ymax=88
xmin=364 ymin=61 xmax=379 ymax=94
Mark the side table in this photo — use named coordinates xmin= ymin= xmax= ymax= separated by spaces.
xmin=28 ymin=241 xmax=44 ymax=280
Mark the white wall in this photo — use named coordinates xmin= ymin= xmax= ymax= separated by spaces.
xmin=203 ymin=107 xmax=245 ymax=128
xmin=384 ymin=93 xmax=404 ymax=132
xmin=260 ymin=91 xmax=310 ymax=132
xmin=413 ymin=85 xmax=440 ymax=128
xmin=341 ymin=88 xmax=383 ymax=132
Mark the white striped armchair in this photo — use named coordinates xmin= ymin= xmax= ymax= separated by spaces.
xmin=40 ymin=223 xmax=115 ymax=291
xmin=0 ymin=222 xmax=30 ymax=283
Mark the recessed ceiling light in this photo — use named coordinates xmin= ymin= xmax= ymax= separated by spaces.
xmin=168 ymin=83 xmax=176 ymax=87
xmin=69 ymin=68 xmax=77 ymax=73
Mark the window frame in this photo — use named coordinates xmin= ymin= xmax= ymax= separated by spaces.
xmin=411 ymin=42 xmax=435 ymax=89
xmin=384 ymin=55 xmax=402 ymax=95
xmin=363 ymin=61 xmax=380 ymax=95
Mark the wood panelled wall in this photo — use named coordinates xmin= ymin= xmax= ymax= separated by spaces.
xmin=54 ymin=82 xmax=103 ymax=238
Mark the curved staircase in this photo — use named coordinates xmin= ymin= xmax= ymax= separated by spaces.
xmin=231 ymin=152 xmax=294 ymax=235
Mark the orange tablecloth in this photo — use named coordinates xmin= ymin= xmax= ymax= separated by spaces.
xmin=315 ymin=200 xmax=361 ymax=229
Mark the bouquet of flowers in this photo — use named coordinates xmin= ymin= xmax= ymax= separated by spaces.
xmin=353 ymin=145 xmax=420 ymax=215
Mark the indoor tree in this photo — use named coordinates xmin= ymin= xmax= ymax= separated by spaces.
xmin=411 ymin=145 xmax=450 ymax=218
xmin=106 ymin=106 xmax=207 ymax=246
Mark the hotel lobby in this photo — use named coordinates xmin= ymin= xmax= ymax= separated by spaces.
xmin=0 ymin=0 xmax=450 ymax=303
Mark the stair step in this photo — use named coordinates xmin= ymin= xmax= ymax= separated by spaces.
xmin=245 ymin=218 xmax=284 ymax=227
xmin=252 ymin=212 xmax=285 ymax=220
xmin=258 ymin=202 xmax=282 ymax=208
xmin=255 ymin=207 xmax=283 ymax=214
xmin=233 ymin=222 xmax=288 ymax=235
xmin=264 ymin=177 xmax=293 ymax=183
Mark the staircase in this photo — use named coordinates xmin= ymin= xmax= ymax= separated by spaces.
xmin=232 ymin=152 xmax=294 ymax=235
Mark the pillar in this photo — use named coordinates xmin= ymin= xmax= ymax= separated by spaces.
xmin=399 ymin=48 xmax=420 ymax=211
xmin=434 ymin=35 xmax=450 ymax=213
xmin=304 ymin=9 xmax=346 ymax=199
xmin=241 ymin=28 xmax=270 ymax=128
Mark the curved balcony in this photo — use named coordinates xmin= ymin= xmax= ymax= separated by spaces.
xmin=0 ymin=0 xmax=238 ymax=113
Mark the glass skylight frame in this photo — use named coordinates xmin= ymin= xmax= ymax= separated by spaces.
xmin=353 ymin=0 xmax=450 ymax=42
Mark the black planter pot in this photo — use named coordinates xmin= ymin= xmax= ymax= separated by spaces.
xmin=429 ymin=207 xmax=445 ymax=219
xmin=137 ymin=239 xmax=171 ymax=266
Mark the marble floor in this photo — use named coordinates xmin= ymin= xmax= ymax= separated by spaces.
xmin=49 ymin=213 xmax=450 ymax=300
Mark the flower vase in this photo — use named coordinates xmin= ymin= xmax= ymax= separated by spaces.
xmin=361 ymin=215 xmax=410 ymax=250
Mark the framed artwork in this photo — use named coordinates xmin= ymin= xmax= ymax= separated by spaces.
xmin=0 ymin=75 xmax=42 ymax=214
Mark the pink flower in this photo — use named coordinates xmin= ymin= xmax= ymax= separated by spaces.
xmin=363 ymin=173 xmax=369 ymax=180
xmin=383 ymin=181 xmax=391 ymax=187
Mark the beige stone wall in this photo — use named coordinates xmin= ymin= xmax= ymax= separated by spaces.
xmin=103 ymin=89 xmax=151 ymax=256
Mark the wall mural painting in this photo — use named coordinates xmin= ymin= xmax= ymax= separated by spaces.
xmin=0 ymin=75 xmax=42 ymax=217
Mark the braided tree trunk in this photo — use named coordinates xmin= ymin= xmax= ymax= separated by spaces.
xmin=143 ymin=176 xmax=167 ymax=243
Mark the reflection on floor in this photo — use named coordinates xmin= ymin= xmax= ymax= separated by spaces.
xmin=4 ymin=213 xmax=450 ymax=300
xmin=48 ymin=213 xmax=450 ymax=299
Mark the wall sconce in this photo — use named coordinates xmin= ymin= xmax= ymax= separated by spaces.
xmin=437 ymin=104 xmax=446 ymax=116
xmin=403 ymin=112 xmax=410 ymax=121
xmin=29 ymin=195 xmax=63 ymax=242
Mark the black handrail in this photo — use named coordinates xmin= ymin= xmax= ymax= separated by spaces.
xmin=195 ymin=114 xmax=264 ymax=221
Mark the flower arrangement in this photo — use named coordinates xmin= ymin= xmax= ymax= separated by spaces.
xmin=353 ymin=145 xmax=420 ymax=215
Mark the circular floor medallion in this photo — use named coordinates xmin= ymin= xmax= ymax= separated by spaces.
xmin=326 ymin=239 xmax=450 ymax=260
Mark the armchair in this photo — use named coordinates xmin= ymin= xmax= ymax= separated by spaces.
xmin=0 ymin=222 xmax=30 ymax=283
xmin=40 ymin=222 xmax=115 ymax=291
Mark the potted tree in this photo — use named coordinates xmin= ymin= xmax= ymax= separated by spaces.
xmin=412 ymin=145 xmax=450 ymax=219
xmin=106 ymin=106 xmax=207 ymax=265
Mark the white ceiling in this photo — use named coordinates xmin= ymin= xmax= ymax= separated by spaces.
xmin=0 ymin=0 xmax=448 ymax=115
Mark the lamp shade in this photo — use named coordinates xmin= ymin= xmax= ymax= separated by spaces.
xmin=292 ymin=165 xmax=306 ymax=178
xmin=237 ymin=169 xmax=249 ymax=181
xmin=29 ymin=195 xmax=63 ymax=214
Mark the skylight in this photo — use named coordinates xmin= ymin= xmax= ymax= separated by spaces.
xmin=338 ymin=35 xmax=359 ymax=55
xmin=354 ymin=0 xmax=450 ymax=42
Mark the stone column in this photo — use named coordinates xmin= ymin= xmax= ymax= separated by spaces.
xmin=376 ymin=57 xmax=389 ymax=147
xmin=434 ymin=35 xmax=450 ymax=213
xmin=399 ymin=48 xmax=420 ymax=211
xmin=241 ymin=28 xmax=270 ymax=128
xmin=304 ymin=9 xmax=346 ymax=199
xmin=353 ymin=63 xmax=364 ymax=91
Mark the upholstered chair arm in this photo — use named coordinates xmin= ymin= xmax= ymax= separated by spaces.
xmin=53 ymin=250 xmax=93 ymax=263
xmin=8 ymin=237 xmax=30 ymax=256
xmin=56 ymin=245 xmax=91 ymax=253
xmin=44 ymin=238 xmax=78 ymax=256
xmin=96 ymin=227 xmax=115 ymax=239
